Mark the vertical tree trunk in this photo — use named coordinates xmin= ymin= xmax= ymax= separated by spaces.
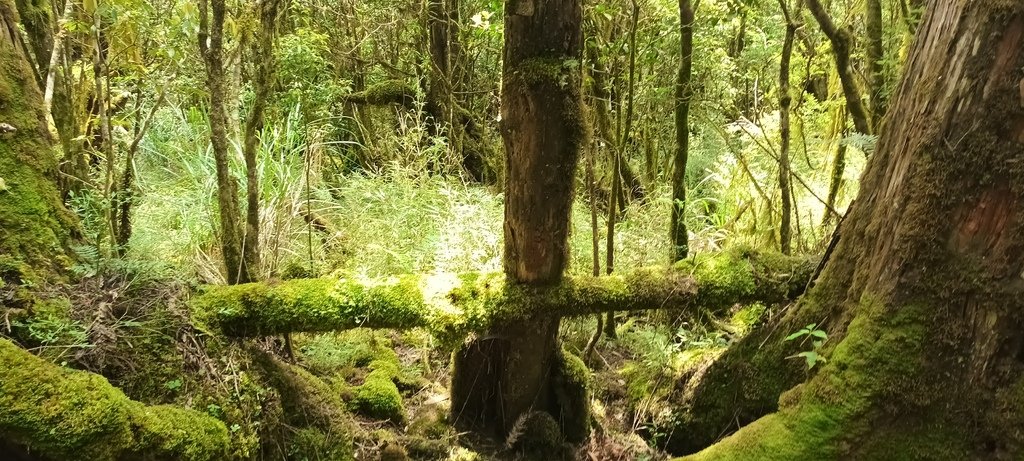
xmin=13 ymin=0 xmax=51 ymax=79
xmin=450 ymin=0 xmax=586 ymax=442
xmin=777 ymin=0 xmax=796 ymax=255
xmin=239 ymin=0 xmax=282 ymax=281
xmin=822 ymin=110 xmax=848 ymax=228
xmin=199 ymin=0 xmax=251 ymax=284
xmin=425 ymin=0 xmax=496 ymax=182
xmin=0 ymin=0 xmax=72 ymax=272
xmin=805 ymin=0 xmax=872 ymax=135
xmin=865 ymin=0 xmax=885 ymax=123
xmin=425 ymin=0 xmax=460 ymax=166
xmin=680 ymin=2 xmax=1024 ymax=458
xmin=113 ymin=88 xmax=166 ymax=252
xmin=671 ymin=0 xmax=695 ymax=262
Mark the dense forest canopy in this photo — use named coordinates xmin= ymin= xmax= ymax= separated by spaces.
xmin=2 ymin=0 xmax=1024 ymax=460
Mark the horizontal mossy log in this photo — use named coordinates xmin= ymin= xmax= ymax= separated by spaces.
xmin=343 ymin=80 xmax=417 ymax=108
xmin=0 ymin=339 xmax=230 ymax=461
xmin=194 ymin=248 xmax=817 ymax=339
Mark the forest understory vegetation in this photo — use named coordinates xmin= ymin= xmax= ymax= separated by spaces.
xmin=9 ymin=0 xmax=1021 ymax=459
xmin=2 ymin=100 xmax=850 ymax=459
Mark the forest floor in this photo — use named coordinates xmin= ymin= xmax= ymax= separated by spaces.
xmin=6 ymin=265 xmax=765 ymax=460
xmin=2 ymin=174 xmax=777 ymax=460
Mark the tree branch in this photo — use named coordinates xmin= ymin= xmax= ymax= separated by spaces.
xmin=194 ymin=249 xmax=817 ymax=339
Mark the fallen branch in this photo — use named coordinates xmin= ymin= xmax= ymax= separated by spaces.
xmin=195 ymin=248 xmax=817 ymax=339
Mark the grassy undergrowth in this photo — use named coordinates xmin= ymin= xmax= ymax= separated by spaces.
xmin=2 ymin=102 xmax=842 ymax=459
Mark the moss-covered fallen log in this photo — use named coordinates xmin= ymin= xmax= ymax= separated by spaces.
xmin=195 ymin=248 xmax=816 ymax=339
xmin=343 ymin=80 xmax=417 ymax=108
xmin=0 ymin=338 xmax=230 ymax=461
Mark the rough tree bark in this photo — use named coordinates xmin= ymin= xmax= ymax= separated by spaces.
xmin=0 ymin=0 xmax=72 ymax=272
xmin=199 ymin=0 xmax=251 ymax=284
xmin=670 ymin=1 xmax=1024 ymax=457
xmin=671 ymin=0 xmax=695 ymax=262
xmin=448 ymin=0 xmax=587 ymax=442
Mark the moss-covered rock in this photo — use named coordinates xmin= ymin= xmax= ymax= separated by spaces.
xmin=552 ymin=349 xmax=591 ymax=443
xmin=506 ymin=411 xmax=574 ymax=460
xmin=0 ymin=338 xmax=229 ymax=461
xmin=352 ymin=369 xmax=405 ymax=423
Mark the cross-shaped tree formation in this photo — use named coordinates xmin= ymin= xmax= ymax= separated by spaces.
xmin=1 ymin=0 xmax=1024 ymax=459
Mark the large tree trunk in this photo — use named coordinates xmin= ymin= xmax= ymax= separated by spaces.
xmin=0 ymin=0 xmax=72 ymax=273
xmin=674 ymin=1 xmax=1024 ymax=458
xmin=449 ymin=0 xmax=586 ymax=443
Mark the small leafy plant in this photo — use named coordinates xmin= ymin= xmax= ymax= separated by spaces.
xmin=785 ymin=323 xmax=828 ymax=369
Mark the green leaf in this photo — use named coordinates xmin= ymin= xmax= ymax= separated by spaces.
xmin=811 ymin=330 xmax=827 ymax=339
xmin=798 ymin=351 xmax=818 ymax=369
xmin=784 ymin=331 xmax=804 ymax=341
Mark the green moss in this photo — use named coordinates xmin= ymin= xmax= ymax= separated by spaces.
xmin=194 ymin=276 xmax=431 ymax=336
xmin=347 ymin=80 xmax=416 ymax=106
xmin=515 ymin=57 xmax=572 ymax=86
xmin=287 ymin=427 xmax=354 ymax=461
xmin=401 ymin=436 xmax=449 ymax=459
xmin=325 ymin=333 xmax=407 ymax=424
xmin=196 ymin=249 xmax=813 ymax=341
xmin=351 ymin=370 xmax=405 ymax=423
xmin=679 ymin=298 xmax=971 ymax=461
xmin=553 ymin=349 xmax=591 ymax=443
xmin=255 ymin=351 xmax=354 ymax=431
xmin=0 ymin=8 xmax=74 ymax=275
xmin=407 ymin=404 xmax=450 ymax=439
xmin=729 ymin=303 xmax=767 ymax=335
xmin=299 ymin=329 xmax=396 ymax=374
xmin=0 ymin=338 xmax=229 ymax=461
xmin=379 ymin=442 xmax=410 ymax=461
xmin=508 ymin=412 xmax=574 ymax=460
